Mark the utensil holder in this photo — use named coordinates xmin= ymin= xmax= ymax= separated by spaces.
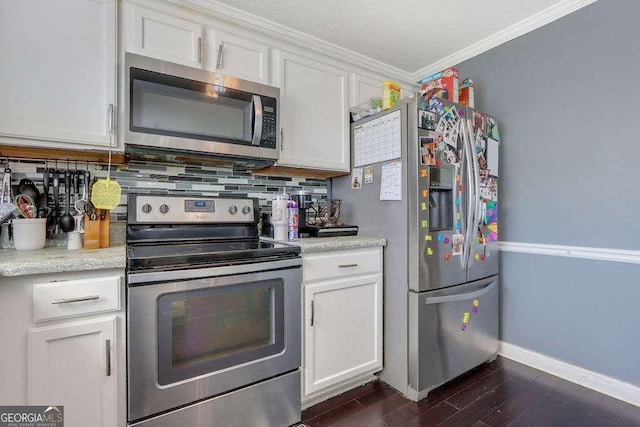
xmin=84 ymin=214 xmax=100 ymax=249
xmin=12 ymin=218 xmax=46 ymax=250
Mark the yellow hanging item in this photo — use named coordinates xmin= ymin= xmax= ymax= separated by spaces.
xmin=91 ymin=177 xmax=121 ymax=209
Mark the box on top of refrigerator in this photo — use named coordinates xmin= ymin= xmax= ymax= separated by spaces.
xmin=459 ymin=78 xmax=474 ymax=108
xmin=382 ymin=81 xmax=401 ymax=109
xmin=419 ymin=67 xmax=459 ymax=103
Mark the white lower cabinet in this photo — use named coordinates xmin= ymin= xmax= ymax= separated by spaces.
xmin=28 ymin=317 xmax=117 ymax=427
xmin=301 ymin=247 xmax=383 ymax=404
xmin=0 ymin=269 xmax=125 ymax=427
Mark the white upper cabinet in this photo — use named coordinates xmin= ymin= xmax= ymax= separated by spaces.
xmin=0 ymin=0 xmax=117 ymax=149
xmin=203 ymin=29 xmax=270 ymax=84
xmin=123 ymin=4 xmax=204 ymax=68
xmin=351 ymin=73 xmax=386 ymax=107
xmin=275 ymin=50 xmax=350 ymax=172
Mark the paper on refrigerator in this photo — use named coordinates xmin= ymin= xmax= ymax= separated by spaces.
xmin=353 ymin=110 xmax=402 ymax=167
xmin=379 ymin=160 xmax=402 ymax=200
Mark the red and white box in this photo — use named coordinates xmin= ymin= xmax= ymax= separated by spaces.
xmin=419 ymin=67 xmax=459 ymax=103
xmin=459 ymin=78 xmax=474 ymax=107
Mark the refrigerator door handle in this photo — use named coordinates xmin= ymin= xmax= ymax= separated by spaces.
xmin=465 ymin=117 xmax=481 ymax=269
xmin=458 ymin=122 xmax=467 ymax=270
xmin=462 ymin=119 xmax=476 ymax=269
xmin=424 ymin=281 xmax=496 ymax=305
xmin=469 ymin=118 xmax=483 ymax=232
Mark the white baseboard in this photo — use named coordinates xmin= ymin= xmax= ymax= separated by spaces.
xmin=301 ymin=375 xmax=377 ymax=410
xmin=499 ymin=341 xmax=640 ymax=408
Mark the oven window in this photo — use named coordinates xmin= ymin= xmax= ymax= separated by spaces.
xmin=157 ymin=279 xmax=285 ymax=385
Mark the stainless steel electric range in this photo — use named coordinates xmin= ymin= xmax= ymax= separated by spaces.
xmin=126 ymin=194 xmax=301 ymax=427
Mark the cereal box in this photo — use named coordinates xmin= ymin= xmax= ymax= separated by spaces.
xmin=459 ymin=78 xmax=474 ymax=107
xmin=382 ymin=80 xmax=401 ymax=109
xmin=419 ymin=67 xmax=459 ymax=103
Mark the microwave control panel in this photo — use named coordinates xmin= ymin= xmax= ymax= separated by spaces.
xmin=260 ymin=96 xmax=277 ymax=149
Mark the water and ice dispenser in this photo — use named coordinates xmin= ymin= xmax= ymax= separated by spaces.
xmin=428 ymin=166 xmax=454 ymax=231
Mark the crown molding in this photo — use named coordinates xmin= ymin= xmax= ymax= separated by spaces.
xmin=499 ymin=241 xmax=640 ymax=265
xmin=171 ymin=0 xmax=414 ymax=83
xmin=410 ymin=0 xmax=600 ymax=81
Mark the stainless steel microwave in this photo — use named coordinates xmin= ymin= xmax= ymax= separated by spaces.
xmin=122 ymin=53 xmax=279 ymax=165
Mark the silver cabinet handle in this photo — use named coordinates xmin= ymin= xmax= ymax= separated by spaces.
xmin=216 ymin=42 xmax=223 ymax=69
xmin=310 ymin=300 xmax=314 ymax=327
xmin=197 ymin=37 xmax=203 ymax=64
xmin=108 ymin=103 xmax=115 ymax=136
xmin=280 ymin=128 xmax=284 ymax=150
xmin=105 ymin=339 xmax=111 ymax=377
xmin=51 ymin=295 xmax=100 ymax=304
xmin=338 ymin=263 xmax=358 ymax=268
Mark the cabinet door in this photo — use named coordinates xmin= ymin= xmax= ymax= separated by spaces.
xmin=303 ymin=274 xmax=382 ymax=396
xmin=124 ymin=4 xmax=203 ymax=68
xmin=28 ymin=317 xmax=117 ymax=427
xmin=204 ymin=29 xmax=269 ymax=84
xmin=275 ymin=50 xmax=350 ymax=172
xmin=0 ymin=0 xmax=116 ymax=148
xmin=351 ymin=72 xmax=386 ymax=107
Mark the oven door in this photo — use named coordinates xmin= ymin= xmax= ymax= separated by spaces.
xmin=127 ymin=258 xmax=301 ymax=423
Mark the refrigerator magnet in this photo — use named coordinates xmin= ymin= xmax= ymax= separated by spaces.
xmin=351 ymin=168 xmax=363 ymax=189
xmin=364 ymin=166 xmax=374 ymax=184
xmin=487 ymin=116 xmax=500 ymax=141
xmin=473 ymin=111 xmax=486 ymax=134
xmin=418 ymin=110 xmax=438 ymax=130
xmin=452 ymin=234 xmax=464 ymax=255
xmin=444 ymin=106 xmax=461 ymax=128
xmin=420 ymin=137 xmax=436 ymax=165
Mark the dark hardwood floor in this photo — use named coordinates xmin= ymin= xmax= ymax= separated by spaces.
xmin=301 ymin=356 xmax=640 ymax=426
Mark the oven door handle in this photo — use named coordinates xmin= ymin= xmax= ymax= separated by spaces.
xmin=251 ymin=95 xmax=263 ymax=146
xmin=127 ymin=257 xmax=302 ymax=285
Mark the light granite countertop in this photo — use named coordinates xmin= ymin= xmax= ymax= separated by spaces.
xmin=0 ymin=245 xmax=126 ymax=277
xmin=0 ymin=235 xmax=385 ymax=277
xmin=270 ymin=236 xmax=387 ymax=253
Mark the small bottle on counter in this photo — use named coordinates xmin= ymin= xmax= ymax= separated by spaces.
xmin=287 ymin=198 xmax=298 ymax=241
xmin=272 ymin=195 xmax=289 ymax=241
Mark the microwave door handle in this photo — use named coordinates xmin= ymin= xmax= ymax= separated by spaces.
xmin=251 ymin=95 xmax=263 ymax=146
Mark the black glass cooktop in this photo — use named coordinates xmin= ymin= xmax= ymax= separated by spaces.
xmin=127 ymin=238 xmax=300 ymax=271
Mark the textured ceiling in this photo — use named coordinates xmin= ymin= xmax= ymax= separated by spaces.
xmin=203 ymin=0 xmax=589 ymax=75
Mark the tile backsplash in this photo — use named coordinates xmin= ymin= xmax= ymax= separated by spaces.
xmin=1 ymin=158 xmax=328 ymax=221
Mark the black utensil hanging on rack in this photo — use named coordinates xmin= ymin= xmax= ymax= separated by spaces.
xmin=60 ymin=167 xmax=75 ymax=233
xmin=52 ymin=169 xmax=60 ymax=233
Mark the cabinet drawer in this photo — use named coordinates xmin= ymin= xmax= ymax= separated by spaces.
xmin=303 ymin=247 xmax=381 ymax=282
xmin=33 ymin=276 xmax=122 ymax=322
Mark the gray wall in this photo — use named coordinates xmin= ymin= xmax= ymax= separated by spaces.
xmin=456 ymin=0 xmax=640 ymax=386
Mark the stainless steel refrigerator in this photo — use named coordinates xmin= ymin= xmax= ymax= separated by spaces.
xmin=332 ymin=94 xmax=500 ymax=401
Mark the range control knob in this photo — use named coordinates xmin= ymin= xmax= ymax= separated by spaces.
xmin=159 ymin=204 xmax=169 ymax=214
xmin=229 ymin=205 xmax=238 ymax=214
xmin=141 ymin=203 xmax=152 ymax=214
xmin=242 ymin=206 xmax=251 ymax=215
